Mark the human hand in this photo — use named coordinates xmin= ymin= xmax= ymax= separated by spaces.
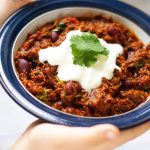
xmin=0 ymin=0 xmax=35 ymax=27
xmin=11 ymin=120 xmax=150 ymax=150
xmin=11 ymin=120 xmax=120 ymax=150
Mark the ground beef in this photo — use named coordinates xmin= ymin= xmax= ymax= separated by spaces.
xmin=15 ymin=16 xmax=150 ymax=117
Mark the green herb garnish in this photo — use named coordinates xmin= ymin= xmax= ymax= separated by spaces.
xmin=70 ymin=32 xmax=109 ymax=67
xmin=53 ymin=22 xmax=67 ymax=33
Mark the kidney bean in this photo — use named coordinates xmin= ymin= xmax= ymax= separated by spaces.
xmin=65 ymin=81 xmax=82 ymax=94
xmin=17 ymin=59 xmax=30 ymax=73
xmin=50 ymin=31 xmax=59 ymax=42
xmin=123 ymin=79 xmax=132 ymax=89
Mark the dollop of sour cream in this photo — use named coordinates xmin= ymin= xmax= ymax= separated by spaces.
xmin=39 ymin=30 xmax=123 ymax=92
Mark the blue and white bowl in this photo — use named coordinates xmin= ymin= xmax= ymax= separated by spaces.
xmin=0 ymin=0 xmax=150 ymax=129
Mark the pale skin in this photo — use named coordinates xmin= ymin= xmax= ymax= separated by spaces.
xmin=1 ymin=1 xmax=149 ymax=150
xmin=10 ymin=120 xmax=150 ymax=150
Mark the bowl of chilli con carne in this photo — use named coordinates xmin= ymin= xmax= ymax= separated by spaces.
xmin=0 ymin=0 xmax=150 ymax=129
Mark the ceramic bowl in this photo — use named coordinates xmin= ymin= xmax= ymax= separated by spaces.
xmin=0 ymin=0 xmax=150 ymax=129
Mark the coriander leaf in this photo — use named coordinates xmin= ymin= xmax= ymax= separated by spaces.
xmin=72 ymin=49 xmax=99 ymax=67
xmin=99 ymin=47 xmax=109 ymax=56
xmin=53 ymin=22 xmax=67 ymax=33
xmin=70 ymin=32 xmax=109 ymax=67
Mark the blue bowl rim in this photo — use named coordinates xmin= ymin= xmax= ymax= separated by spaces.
xmin=0 ymin=0 xmax=150 ymax=129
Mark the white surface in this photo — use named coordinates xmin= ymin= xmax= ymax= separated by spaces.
xmin=0 ymin=0 xmax=150 ymax=150
xmin=0 ymin=85 xmax=36 ymax=150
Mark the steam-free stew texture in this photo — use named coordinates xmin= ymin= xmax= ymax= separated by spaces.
xmin=15 ymin=16 xmax=150 ymax=117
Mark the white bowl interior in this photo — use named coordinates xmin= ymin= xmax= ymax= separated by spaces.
xmin=11 ymin=7 xmax=150 ymax=117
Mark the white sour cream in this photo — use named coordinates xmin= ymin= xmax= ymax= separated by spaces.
xmin=39 ymin=30 xmax=123 ymax=92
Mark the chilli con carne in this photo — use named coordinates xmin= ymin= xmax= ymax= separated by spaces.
xmin=15 ymin=16 xmax=150 ymax=117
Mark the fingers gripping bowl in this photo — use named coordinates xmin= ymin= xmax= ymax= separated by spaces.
xmin=0 ymin=0 xmax=150 ymax=129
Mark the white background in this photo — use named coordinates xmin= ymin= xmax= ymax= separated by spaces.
xmin=0 ymin=0 xmax=150 ymax=150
